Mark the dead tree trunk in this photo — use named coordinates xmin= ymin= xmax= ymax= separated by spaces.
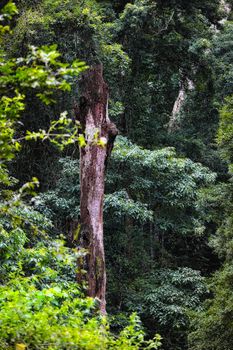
xmin=168 ymin=78 xmax=194 ymax=133
xmin=75 ymin=65 xmax=118 ymax=314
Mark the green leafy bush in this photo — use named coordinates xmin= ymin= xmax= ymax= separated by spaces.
xmin=0 ymin=280 xmax=162 ymax=350
xmin=113 ymin=268 xmax=207 ymax=350
xmin=188 ymin=264 xmax=233 ymax=350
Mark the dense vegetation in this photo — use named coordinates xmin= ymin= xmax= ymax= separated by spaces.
xmin=0 ymin=0 xmax=233 ymax=349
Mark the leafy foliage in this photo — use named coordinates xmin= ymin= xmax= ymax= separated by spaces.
xmin=33 ymin=136 xmax=216 ymax=349
xmin=0 ymin=280 xmax=162 ymax=350
xmin=124 ymin=268 xmax=207 ymax=350
xmin=218 ymin=95 xmax=233 ymax=166
xmin=188 ymin=264 xmax=233 ymax=350
xmin=2 ymin=1 xmax=233 ymax=350
xmin=188 ymin=14 xmax=233 ymax=350
xmin=0 ymin=3 xmax=164 ymax=350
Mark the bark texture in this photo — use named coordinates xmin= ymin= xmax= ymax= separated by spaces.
xmin=168 ymin=78 xmax=194 ymax=133
xmin=76 ymin=65 xmax=118 ymax=314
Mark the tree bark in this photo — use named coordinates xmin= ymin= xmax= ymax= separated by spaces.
xmin=168 ymin=78 xmax=194 ymax=133
xmin=76 ymin=65 xmax=118 ymax=314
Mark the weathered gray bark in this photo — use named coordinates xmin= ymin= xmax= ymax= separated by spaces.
xmin=76 ymin=65 xmax=118 ymax=314
xmin=220 ymin=0 xmax=231 ymax=18
xmin=168 ymin=78 xmax=194 ymax=133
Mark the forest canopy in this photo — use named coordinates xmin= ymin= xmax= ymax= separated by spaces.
xmin=0 ymin=1 xmax=233 ymax=349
